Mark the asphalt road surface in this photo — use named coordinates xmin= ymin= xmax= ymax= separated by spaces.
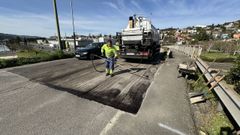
xmin=0 ymin=57 xmax=159 ymax=135
xmin=0 ymin=52 xmax=195 ymax=135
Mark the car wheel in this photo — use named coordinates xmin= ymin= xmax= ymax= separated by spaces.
xmin=87 ymin=53 xmax=91 ymax=60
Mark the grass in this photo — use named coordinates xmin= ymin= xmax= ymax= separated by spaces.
xmin=0 ymin=50 xmax=74 ymax=69
xmin=189 ymin=72 xmax=216 ymax=103
xmin=189 ymin=72 xmax=234 ymax=135
xmin=200 ymin=52 xmax=238 ymax=63
xmin=17 ymin=50 xmax=50 ymax=58
xmin=206 ymin=112 xmax=234 ymax=135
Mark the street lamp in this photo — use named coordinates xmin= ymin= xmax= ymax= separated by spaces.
xmin=70 ymin=0 xmax=76 ymax=51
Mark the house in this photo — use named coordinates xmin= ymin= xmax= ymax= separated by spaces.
xmin=0 ymin=45 xmax=17 ymax=59
xmin=187 ymin=29 xmax=197 ymax=34
xmin=206 ymin=30 xmax=212 ymax=35
xmin=212 ymin=31 xmax=221 ymax=39
xmin=233 ymin=33 xmax=240 ymax=39
xmin=224 ymin=22 xmax=234 ymax=29
xmin=214 ymin=27 xmax=221 ymax=31
xmin=63 ymin=38 xmax=93 ymax=49
xmin=181 ymin=28 xmax=188 ymax=33
xmin=47 ymin=39 xmax=58 ymax=46
xmin=221 ymin=34 xmax=229 ymax=39
xmin=195 ymin=25 xmax=207 ymax=28
xmin=93 ymin=37 xmax=109 ymax=43
xmin=37 ymin=39 xmax=47 ymax=44
xmin=0 ymin=44 xmax=10 ymax=52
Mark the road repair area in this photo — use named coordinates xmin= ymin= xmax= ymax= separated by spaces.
xmin=0 ymin=52 xmax=196 ymax=135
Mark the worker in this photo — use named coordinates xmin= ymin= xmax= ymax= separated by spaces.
xmin=114 ymin=41 xmax=120 ymax=57
xmin=113 ymin=41 xmax=120 ymax=70
xmin=101 ymin=40 xmax=118 ymax=77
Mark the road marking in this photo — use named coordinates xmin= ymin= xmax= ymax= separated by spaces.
xmin=158 ymin=123 xmax=186 ymax=135
xmin=100 ymin=111 xmax=124 ymax=135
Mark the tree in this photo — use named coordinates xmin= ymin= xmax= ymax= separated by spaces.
xmin=226 ymin=56 xmax=240 ymax=93
xmin=220 ymin=25 xmax=226 ymax=33
xmin=16 ymin=36 xmax=21 ymax=44
xmin=210 ymin=24 xmax=214 ymax=30
xmin=193 ymin=28 xmax=210 ymax=41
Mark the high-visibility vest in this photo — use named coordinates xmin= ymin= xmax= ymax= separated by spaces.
xmin=101 ymin=44 xmax=117 ymax=58
xmin=114 ymin=45 xmax=120 ymax=51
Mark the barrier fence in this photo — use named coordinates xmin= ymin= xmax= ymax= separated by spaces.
xmin=168 ymin=45 xmax=202 ymax=59
xmin=169 ymin=45 xmax=240 ymax=128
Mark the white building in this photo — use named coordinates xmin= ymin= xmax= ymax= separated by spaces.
xmin=195 ymin=25 xmax=207 ymax=28
xmin=224 ymin=22 xmax=234 ymax=28
xmin=187 ymin=29 xmax=197 ymax=34
xmin=0 ymin=45 xmax=10 ymax=52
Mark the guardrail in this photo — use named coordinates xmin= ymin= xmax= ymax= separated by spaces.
xmin=196 ymin=58 xmax=240 ymax=127
xmin=169 ymin=45 xmax=240 ymax=128
xmin=168 ymin=45 xmax=202 ymax=59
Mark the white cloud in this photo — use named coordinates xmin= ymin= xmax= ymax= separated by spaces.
xmin=0 ymin=7 xmax=127 ymax=37
xmin=131 ymin=1 xmax=142 ymax=11
xmin=102 ymin=0 xmax=134 ymax=16
xmin=102 ymin=1 xmax=119 ymax=10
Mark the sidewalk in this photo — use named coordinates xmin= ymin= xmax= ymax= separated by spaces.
xmin=104 ymin=52 xmax=196 ymax=135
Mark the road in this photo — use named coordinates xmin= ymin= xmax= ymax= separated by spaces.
xmin=0 ymin=57 xmax=159 ymax=135
xmin=0 ymin=52 xmax=196 ymax=135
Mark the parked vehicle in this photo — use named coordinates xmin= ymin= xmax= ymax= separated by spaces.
xmin=118 ymin=14 xmax=160 ymax=60
xmin=75 ymin=42 xmax=105 ymax=59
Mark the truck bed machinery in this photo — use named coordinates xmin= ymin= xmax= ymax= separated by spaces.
xmin=117 ymin=15 xmax=161 ymax=60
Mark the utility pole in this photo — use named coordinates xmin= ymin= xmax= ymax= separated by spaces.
xmin=70 ymin=0 xmax=76 ymax=51
xmin=53 ymin=0 xmax=63 ymax=50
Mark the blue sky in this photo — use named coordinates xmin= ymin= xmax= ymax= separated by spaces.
xmin=0 ymin=0 xmax=239 ymax=37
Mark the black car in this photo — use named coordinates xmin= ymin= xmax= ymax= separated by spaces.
xmin=75 ymin=42 xmax=105 ymax=59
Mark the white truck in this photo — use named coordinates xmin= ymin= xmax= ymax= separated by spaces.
xmin=118 ymin=15 xmax=160 ymax=59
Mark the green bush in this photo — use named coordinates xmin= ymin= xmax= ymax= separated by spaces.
xmin=235 ymin=82 xmax=240 ymax=93
xmin=0 ymin=50 xmax=74 ymax=69
xmin=226 ymin=56 xmax=240 ymax=93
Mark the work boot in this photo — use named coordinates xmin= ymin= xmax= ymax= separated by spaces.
xmin=110 ymin=74 xmax=114 ymax=77
xmin=109 ymin=69 xmax=113 ymax=77
xmin=106 ymin=69 xmax=110 ymax=76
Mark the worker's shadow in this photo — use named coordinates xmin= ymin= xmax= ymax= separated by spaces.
xmin=113 ymin=67 xmax=146 ymax=76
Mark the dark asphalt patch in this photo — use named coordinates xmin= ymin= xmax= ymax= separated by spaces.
xmin=42 ymin=65 xmax=156 ymax=114
xmin=44 ymin=80 xmax=150 ymax=114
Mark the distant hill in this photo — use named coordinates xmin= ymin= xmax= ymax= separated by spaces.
xmin=0 ymin=33 xmax=44 ymax=40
